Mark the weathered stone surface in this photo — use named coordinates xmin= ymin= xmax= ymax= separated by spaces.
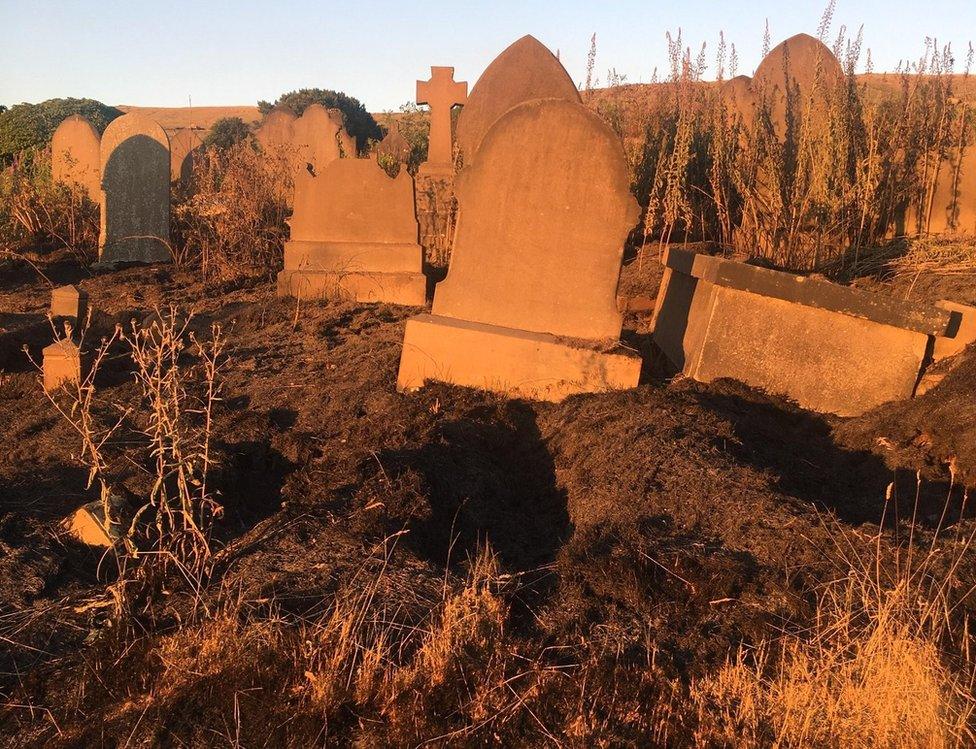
xmin=278 ymin=158 xmax=425 ymax=306
xmin=720 ymin=75 xmax=757 ymax=127
xmin=651 ymin=248 xmax=952 ymax=416
xmin=51 ymin=114 xmax=101 ymax=200
xmin=255 ymin=109 xmax=297 ymax=152
xmin=376 ymin=124 xmax=411 ymax=164
xmin=455 ymin=35 xmax=580 ymax=163
xmin=416 ymin=66 xmax=467 ymax=176
xmin=51 ymin=285 xmax=88 ymax=322
xmin=436 ymin=98 xmax=640 ymax=340
xmin=63 ymin=496 xmax=127 ymax=547
xmin=168 ymin=128 xmax=204 ymax=183
xmin=752 ymin=33 xmax=844 ymax=136
xmin=398 ymin=97 xmax=641 ymax=401
xmin=291 ymin=104 xmax=341 ymax=177
xmin=933 ymin=299 xmax=976 ymax=360
xmin=43 ymin=339 xmax=83 ymax=392
xmin=98 ymin=113 xmax=171 ymax=265
xmin=327 ymin=108 xmax=357 ymax=157
xmin=926 ymin=148 xmax=976 ymax=234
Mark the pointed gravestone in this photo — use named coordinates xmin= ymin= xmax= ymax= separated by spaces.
xmin=168 ymin=128 xmax=204 ymax=184
xmin=51 ymin=114 xmax=101 ymax=200
xmin=51 ymin=284 xmax=88 ymax=322
xmin=455 ymin=35 xmax=580 ymax=164
xmin=376 ymin=123 xmax=411 ymax=165
xmin=278 ymin=158 xmax=426 ymax=306
xmin=98 ymin=113 xmax=171 ymax=265
xmin=416 ymin=66 xmax=467 ymax=177
xmin=397 ymin=98 xmax=641 ymax=401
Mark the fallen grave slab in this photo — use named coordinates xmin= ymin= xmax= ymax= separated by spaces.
xmin=651 ymin=248 xmax=958 ymax=416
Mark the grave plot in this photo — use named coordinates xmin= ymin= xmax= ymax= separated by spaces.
xmin=651 ymin=247 xmax=963 ymax=416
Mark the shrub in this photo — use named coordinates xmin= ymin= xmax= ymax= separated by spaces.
xmin=202 ymin=117 xmax=252 ymax=152
xmin=0 ymin=97 xmax=121 ymax=162
xmin=258 ymin=88 xmax=382 ymax=151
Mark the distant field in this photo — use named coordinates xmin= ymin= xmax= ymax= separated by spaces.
xmin=117 ymin=105 xmax=263 ymax=131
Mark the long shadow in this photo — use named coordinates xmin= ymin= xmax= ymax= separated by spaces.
xmin=689 ymin=381 xmax=962 ymax=527
xmin=377 ymin=400 xmax=571 ymax=573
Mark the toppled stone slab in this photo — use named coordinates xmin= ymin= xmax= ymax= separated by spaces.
xmin=63 ymin=495 xmax=128 ymax=547
xmin=934 ymin=300 xmax=976 ymax=360
xmin=651 ymin=248 xmax=957 ymax=417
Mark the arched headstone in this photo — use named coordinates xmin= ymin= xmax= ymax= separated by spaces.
xmin=168 ymin=128 xmax=204 ymax=184
xmin=291 ymin=104 xmax=341 ymax=178
xmin=398 ymin=98 xmax=641 ymax=401
xmin=51 ymin=114 xmax=101 ymax=200
xmin=277 ymin=158 xmax=425 ymax=305
xmin=455 ymin=35 xmax=581 ymax=163
xmin=720 ymin=75 xmax=757 ymax=128
xmin=98 ymin=113 xmax=171 ymax=265
xmin=255 ymin=109 xmax=297 ymax=152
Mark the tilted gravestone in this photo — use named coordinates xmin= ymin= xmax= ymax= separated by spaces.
xmin=98 ymin=113 xmax=171 ymax=265
xmin=416 ymin=66 xmax=467 ymax=177
xmin=455 ymin=35 xmax=580 ymax=164
xmin=278 ymin=158 xmax=426 ymax=306
xmin=168 ymin=128 xmax=204 ymax=184
xmin=51 ymin=114 xmax=101 ymax=200
xmin=397 ymin=97 xmax=641 ymax=401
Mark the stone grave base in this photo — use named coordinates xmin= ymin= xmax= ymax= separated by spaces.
xmin=43 ymin=339 xmax=86 ymax=392
xmin=397 ymin=313 xmax=641 ymax=402
xmin=651 ymin=248 xmax=957 ymax=417
xmin=277 ymin=269 xmax=427 ymax=306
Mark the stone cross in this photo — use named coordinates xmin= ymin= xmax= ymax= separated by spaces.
xmin=416 ymin=66 xmax=467 ymax=176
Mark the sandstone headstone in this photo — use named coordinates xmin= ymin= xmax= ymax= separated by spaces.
xmin=51 ymin=115 xmax=101 ymax=200
xmin=752 ymin=33 xmax=844 ymax=136
xmin=277 ymin=158 xmax=426 ymax=305
xmin=455 ymin=35 xmax=581 ymax=163
xmin=651 ymin=248 xmax=956 ymax=416
xmin=51 ymin=285 xmax=88 ymax=322
xmin=376 ymin=124 xmax=411 ymax=164
xmin=398 ymin=97 xmax=641 ymax=401
xmin=926 ymin=147 xmax=976 ymax=235
xmin=416 ymin=66 xmax=467 ymax=176
xmin=327 ymin=108 xmax=357 ymax=157
xmin=255 ymin=109 xmax=297 ymax=152
xmin=291 ymin=104 xmax=342 ymax=177
xmin=98 ymin=113 xmax=171 ymax=265
xmin=168 ymin=128 xmax=204 ymax=184
xmin=720 ymin=75 xmax=757 ymax=128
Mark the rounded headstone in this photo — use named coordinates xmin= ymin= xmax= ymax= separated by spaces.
xmin=168 ymin=128 xmax=204 ymax=184
xmin=51 ymin=114 xmax=101 ymax=200
xmin=434 ymin=97 xmax=639 ymax=341
xmin=98 ymin=113 xmax=171 ymax=265
xmin=255 ymin=109 xmax=297 ymax=152
xmin=455 ymin=35 xmax=581 ymax=163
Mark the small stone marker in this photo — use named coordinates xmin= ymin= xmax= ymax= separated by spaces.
xmin=416 ymin=66 xmax=467 ymax=176
xmin=278 ymin=158 xmax=426 ymax=305
xmin=650 ymin=248 xmax=958 ymax=416
xmin=397 ymin=96 xmax=641 ymax=401
xmin=455 ymin=35 xmax=580 ymax=163
xmin=63 ymin=495 xmax=127 ymax=547
xmin=168 ymin=128 xmax=204 ymax=184
xmin=50 ymin=285 xmax=88 ymax=323
xmin=51 ymin=114 xmax=101 ymax=200
xmin=98 ymin=113 xmax=171 ymax=265
xmin=43 ymin=339 xmax=84 ymax=392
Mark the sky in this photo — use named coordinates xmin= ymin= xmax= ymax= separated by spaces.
xmin=1 ymin=0 xmax=974 ymax=113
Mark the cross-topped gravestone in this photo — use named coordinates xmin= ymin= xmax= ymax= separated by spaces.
xmin=416 ymin=66 xmax=467 ymax=177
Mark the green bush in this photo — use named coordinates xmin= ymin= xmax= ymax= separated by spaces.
xmin=203 ymin=117 xmax=252 ymax=152
xmin=0 ymin=98 xmax=122 ymax=163
xmin=258 ymin=88 xmax=382 ymax=152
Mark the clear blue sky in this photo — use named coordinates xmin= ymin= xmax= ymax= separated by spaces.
xmin=1 ymin=0 xmax=973 ymax=113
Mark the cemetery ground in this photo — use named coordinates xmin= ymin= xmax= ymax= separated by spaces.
xmin=1 ymin=244 xmax=976 ymax=745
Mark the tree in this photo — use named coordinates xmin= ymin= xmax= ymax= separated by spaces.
xmin=0 ymin=98 xmax=122 ymax=162
xmin=203 ymin=117 xmax=252 ymax=151
xmin=258 ymin=88 xmax=382 ymax=152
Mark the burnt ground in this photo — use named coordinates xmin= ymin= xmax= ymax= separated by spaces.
xmin=1 ymin=250 xmax=975 ymax=745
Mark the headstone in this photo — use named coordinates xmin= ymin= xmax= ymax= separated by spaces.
xmin=51 ymin=114 xmax=101 ymax=200
xmin=752 ymin=33 xmax=844 ymax=136
xmin=98 ymin=113 xmax=171 ymax=265
xmin=416 ymin=66 xmax=467 ymax=177
xmin=650 ymin=248 xmax=956 ymax=416
xmin=51 ymin=285 xmax=88 ymax=323
xmin=926 ymin=148 xmax=976 ymax=235
xmin=43 ymin=338 xmax=84 ymax=391
xmin=168 ymin=128 xmax=204 ymax=184
xmin=327 ymin=108 xmax=357 ymax=157
xmin=397 ymin=98 xmax=642 ymax=401
xmin=455 ymin=35 xmax=580 ymax=164
xmin=255 ymin=109 xmax=297 ymax=152
xmin=376 ymin=124 xmax=411 ymax=165
xmin=277 ymin=158 xmax=426 ymax=306
xmin=290 ymin=104 xmax=341 ymax=178
xmin=720 ymin=75 xmax=757 ymax=128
